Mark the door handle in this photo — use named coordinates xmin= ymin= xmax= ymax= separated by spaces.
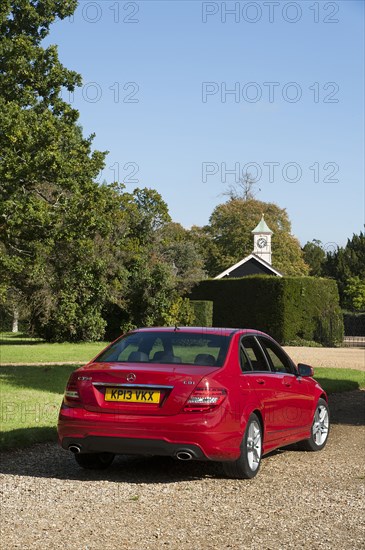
xmin=256 ymin=379 xmax=265 ymax=385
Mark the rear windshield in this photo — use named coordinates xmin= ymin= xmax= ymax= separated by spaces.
xmin=95 ymin=331 xmax=231 ymax=367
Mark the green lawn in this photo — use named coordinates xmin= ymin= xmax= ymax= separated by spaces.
xmin=0 ymin=364 xmax=363 ymax=451
xmin=0 ymin=332 xmax=108 ymax=364
xmin=0 ymin=364 xmax=76 ymax=450
xmin=312 ymin=367 xmax=365 ymax=394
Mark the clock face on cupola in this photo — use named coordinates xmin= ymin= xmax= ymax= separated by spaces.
xmin=252 ymin=214 xmax=273 ymax=265
xmin=257 ymin=237 xmax=267 ymax=249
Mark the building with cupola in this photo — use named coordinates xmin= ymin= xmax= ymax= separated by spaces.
xmin=214 ymin=215 xmax=283 ymax=279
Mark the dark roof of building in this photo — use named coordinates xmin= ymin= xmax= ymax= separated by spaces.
xmin=214 ymin=253 xmax=283 ymax=279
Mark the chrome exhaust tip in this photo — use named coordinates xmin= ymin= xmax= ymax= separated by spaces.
xmin=68 ymin=444 xmax=81 ymax=454
xmin=176 ymin=451 xmax=193 ymax=461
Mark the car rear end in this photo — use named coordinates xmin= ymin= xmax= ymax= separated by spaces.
xmin=58 ymin=328 xmax=242 ymax=461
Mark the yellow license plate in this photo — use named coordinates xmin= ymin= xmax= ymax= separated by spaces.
xmin=105 ymin=388 xmax=160 ymax=404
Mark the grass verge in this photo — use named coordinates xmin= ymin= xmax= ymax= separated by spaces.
xmin=0 ymin=365 xmax=364 ymax=451
xmin=313 ymin=367 xmax=365 ymax=394
xmin=0 ymin=364 xmax=76 ymax=450
xmin=0 ymin=333 xmax=107 ymax=364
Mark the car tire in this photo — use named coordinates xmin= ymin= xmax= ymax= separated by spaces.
xmin=74 ymin=452 xmax=115 ymax=470
xmin=223 ymin=413 xmax=262 ymax=479
xmin=300 ymin=398 xmax=330 ymax=451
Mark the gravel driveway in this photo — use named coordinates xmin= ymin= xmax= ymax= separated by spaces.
xmin=1 ymin=390 xmax=364 ymax=550
xmin=283 ymin=346 xmax=365 ymax=371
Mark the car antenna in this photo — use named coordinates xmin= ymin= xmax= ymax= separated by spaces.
xmin=174 ymin=324 xmax=180 ymax=332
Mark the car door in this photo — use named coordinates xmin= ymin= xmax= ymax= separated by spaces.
xmin=239 ymin=335 xmax=280 ymax=444
xmin=257 ymin=337 xmax=314 ymax=440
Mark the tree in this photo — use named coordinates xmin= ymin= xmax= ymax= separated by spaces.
xmin=0 ymin=3 xmax=131 ymax=340
xmin=0 ymin=102 xmax=110 ymax=340
xmin=324 ymin=232 xmax=365 ymax=308
xmin=0 ymin=1 xmax=80 ymax=114
xmin=0 ymin=1 xmax=84 ymax=276
xmin=0 ymin=286 xmax=29 ymax=332
xmin=200 ymin=199 xmax=308 ymax=277
xmin=1 ymin=2 xmax=205 ymax=340
xmin=302 ymin=240 xmax=326 ymax=276
xmin=222 ymin=172 xmax=260 ymax=201
xmin=273 ymin=232 xmax=310 ymax=276
xmin=127 ymin=187 xmax=171 ymax=244
xmin=343 ymin=277 xmax=365 ymax=311
xmin=155 ymin=222 xmax=207 ymax=293
xmin=0 ymin=0 xmax=105 ymax=262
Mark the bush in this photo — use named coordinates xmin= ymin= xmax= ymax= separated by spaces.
xmin=189 ymin=276 xmax=343 ymax=346
xmin=343 ymin=311 xmax=365 ymax=336
xmin=190 ymin=300 xmax=213 ymax=326
xmin=162 ymin=297 xmax=195 ymax=326
xmin=33 ymin=303 xmax=106 ymax=343
xmin=285 ymin=339 xmax=323 ymax=347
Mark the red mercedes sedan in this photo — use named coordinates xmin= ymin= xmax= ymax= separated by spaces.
xmin=58 ymin=327 xmax=330 ymax=479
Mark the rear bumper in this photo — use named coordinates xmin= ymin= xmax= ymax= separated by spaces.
xmin=58 ymin=404 xmax=242 ymax=461
xmin=61 ymin=436 xmax=206 ymax=459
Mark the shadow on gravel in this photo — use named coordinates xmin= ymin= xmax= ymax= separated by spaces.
xmin=328 ymin=389 xmax=365 ymax=426
xmin=0 ymin=445 xmax=226 ymax=482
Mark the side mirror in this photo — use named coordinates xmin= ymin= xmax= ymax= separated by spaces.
xmin=298 ymin=363 xmax=314 ymax=377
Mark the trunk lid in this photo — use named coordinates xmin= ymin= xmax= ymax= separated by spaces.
xmin=75 ymin=362 xmax=219 ymax=416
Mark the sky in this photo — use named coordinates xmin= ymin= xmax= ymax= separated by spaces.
xmin=46 ymin=0 xmax=364 ymax=249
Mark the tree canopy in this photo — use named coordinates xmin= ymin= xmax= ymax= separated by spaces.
xmin=0 ymin=1 xmax=199 ymax=340
xmin=323 ymin=232 xmax=365 ymax=310
xmin=200 ymin=199 xmax=309 ymax=277
xmin=302 ymin=240 xmax=326 ymax=277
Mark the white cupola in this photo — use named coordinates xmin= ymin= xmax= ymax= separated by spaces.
xmin=252 ymin=214 xmax=273 ymax=265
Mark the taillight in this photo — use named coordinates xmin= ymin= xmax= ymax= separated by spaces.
xmin=64 ymin=372 xmax=81 ymax=406
xmin=184 ymin=385 xmax=226 ymax=412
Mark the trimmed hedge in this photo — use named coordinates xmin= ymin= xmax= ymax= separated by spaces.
xmin=189 ymin=276 xmax=344 ymax=346
xmin=190 ymin=300 xmax=213 ymax=327
xmin=343 ymin=312 xmax=365 ymax=336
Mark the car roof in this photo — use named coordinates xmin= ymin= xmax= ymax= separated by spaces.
xmin=132 ymin=327 xmax=269 ymax=337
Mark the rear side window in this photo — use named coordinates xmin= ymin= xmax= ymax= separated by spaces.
xmin=258 ymin=338 xmax=294 ymax=374
xmin=240 ymin=336 xmax=270 ymax=372
xmin=240 ymin=344 xmax=252 ymax=372
xmin=95 ymin=332 xmax=231 ymax=367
